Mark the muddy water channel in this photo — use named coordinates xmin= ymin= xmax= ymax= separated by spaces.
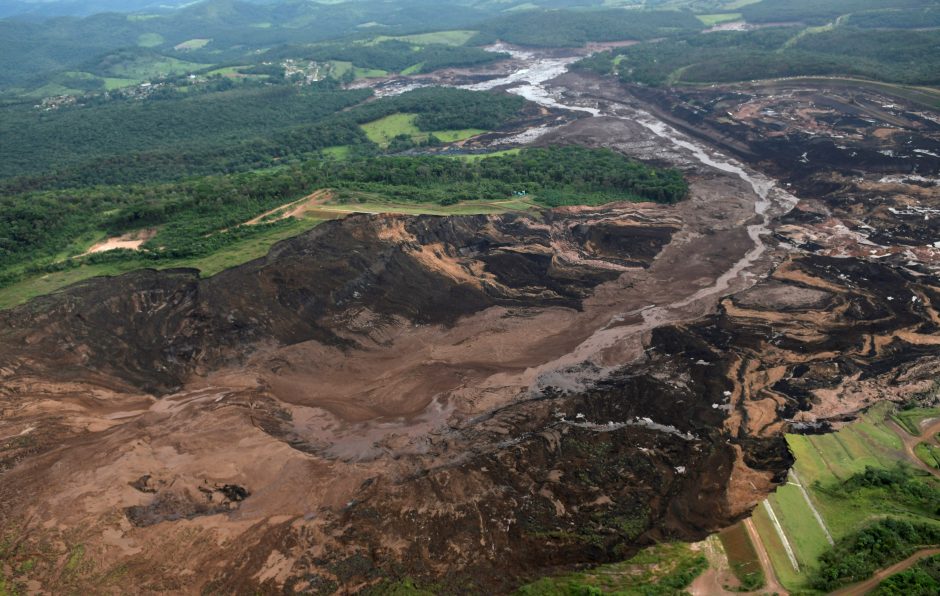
xmin=433 ymin=45 xmax=798 ymax=385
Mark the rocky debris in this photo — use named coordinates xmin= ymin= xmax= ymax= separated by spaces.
xmin=0 ymin=211 xmax=660 ymax=395
xmin=2 ymin=70 xmax=940 ymax=594
xmin=126 ymin=482 xmax=250 ymax=527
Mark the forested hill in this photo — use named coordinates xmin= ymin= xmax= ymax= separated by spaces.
xmin=0 ymin=87 xmax=527 ymax=191
xmin=576 ymin=0 xmax=940 ymax=87
xmin=0 ymin=146 xmax=688 ymax=299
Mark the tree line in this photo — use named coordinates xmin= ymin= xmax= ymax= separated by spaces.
xmin=0 ymin=147 xmax=688 ymax=285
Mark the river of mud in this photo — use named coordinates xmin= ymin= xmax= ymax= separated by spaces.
xmin=444 ymin=45 xmax=800 ymax=391
xmin=5 ymin=40 xmax=940 ymax=595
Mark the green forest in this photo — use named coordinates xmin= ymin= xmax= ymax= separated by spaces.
xmin=0 ymin=147 xmax=687 ymax=290
xmin=0 ymin=87 xmax=526 ymax=191
xmin=471 ymin=9 xmax=704 ymax=47
xmin=577 ymin=26 xmax=940 ymax=86
xmin=874 ymin=554 xmax=940 ymax=595
xmin=740 ymin=0 xmax=936 ymax=25
xmin=808 ymin=466 xmax=940 ymax=592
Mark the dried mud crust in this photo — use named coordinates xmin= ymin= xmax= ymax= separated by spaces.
xmin=3 ymin=72 xmax=940 ymax=594
xmin=0 ymin=182 xmax=778 ymax=594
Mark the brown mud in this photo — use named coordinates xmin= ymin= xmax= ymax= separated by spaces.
xmin=2 ymin=55 xmax=940 ymax=594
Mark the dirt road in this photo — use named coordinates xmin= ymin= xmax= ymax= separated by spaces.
xmin=831 ymin=548 xmax=940 ymax=596
xmin=887 ymin=418 xmax=940 ymax=479
xmin=744 ymin=518 xmax=788 ymax=596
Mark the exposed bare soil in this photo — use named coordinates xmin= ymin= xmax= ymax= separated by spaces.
xmin=2 ymin=55 xmax=940 ymax=594
xmin=80 ymin=228 xmax=157 ymax=256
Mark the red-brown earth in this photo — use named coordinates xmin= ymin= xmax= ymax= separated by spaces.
xmin=2 ymin=56 xmax=940 ymax=594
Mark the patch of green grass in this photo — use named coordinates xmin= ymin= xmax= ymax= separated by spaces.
xmin=65 ymin=545 xmax=85 ymax=572
xmin=446 ymin=149 xmax=522 ymax=162
xmin=753 ymin=402 xmax=940 ymax=593
xmin=368 ymin=30 xmax=478 ymax=46
xmin=322 ymin=192 xmax=537 ymax=217
xmin=328 ymin=60 xmax=354 ymax=78
xmin=136 ymin=33 xmax=164 ymax=48
xmin=430 ymin=128 xmax=485 ymax=142
xmin=400 ymin=62 xmax=425 ymax=75
xmin=768 ymin=486 xmax=831 ymax=572
xmin=361 ymin=113 xmax=422 ymax=146
xmin=108 ymin=55 xmax=209 ymax=80
xmin=353 ymin=66 xmax=388 ymax=79
xmin=915 ymin=443 xmax=940 ymax=470
xmin=328 ymin=61 xmax=387 ymax=80
xmin=893 ymin=408 xmax=940 ymax=436
xmin=751 ymin=502 xmax=804 ymax=590
xmin=515 ymin=542 xmax=708 ymax=595
xmin=697 ymin=13 xmax=743 ymax=26
xmin=0 ymin=218 xmax=324 ymax=309
xmin=103 ymin=77 xmax=140 ymax=90
xmin=171 ymin=217 xmax=324 ymax=276
xmin=174 ymin=38 xmax=212 ymax=51
xmin=360 ymin=113 xmax=483 ymax=148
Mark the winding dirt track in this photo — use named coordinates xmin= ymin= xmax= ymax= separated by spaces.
xmin=830 ymin=548 xmax=940 ymax=596
xmin=887 ymin=418 xmax=940 ymax=480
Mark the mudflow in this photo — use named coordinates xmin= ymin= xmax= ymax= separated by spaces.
xmin=2 ymin=47 xmax=940 ymax=594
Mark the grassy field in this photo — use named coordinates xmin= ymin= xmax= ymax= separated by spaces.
xmin=752 ymin=402 xmax=940 ymax=593
xmin=170 ymin=217 xmax=323 ymax=275
xmin=108 ymin=55 xmax=209 ymax=79
xmin=318 ymin=193 xmax=537 ymax=217
xmin=515 ymin=542 xmax=707 ymax=595
xmin=892 ymin=407 xmax=940 ymax=436
xmin=103 ymin=77 xmax=141 ymax=90
xmin=174 ymin=38 xmax=211 ymax=51
xmin=400 ymin=63 xmax=425 ymax=75
xmin=361 ymin=113 xmax=423 ymax=145
xmin=752 ymin=501 xmax=803 ymax=588
xmin=368 ymin=30 xmax=478 ymax=46
xmin=915 ymin=443 xmax=940 ymax=470
xmin=697 ymin=13 xmax=743 ymax=26
xmin=767 ymin=483 xmax=831 ymax=570
xmin=446 ymin=149 xmax=522 ymax=162
xmin=329 ymin=61 xmax=388 ymax=80
xmin=360 ymin=113 xmax=484 ymax=147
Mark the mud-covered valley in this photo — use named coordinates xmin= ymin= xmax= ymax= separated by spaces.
xmin=2 ymin=47 xmax=940 ymax=594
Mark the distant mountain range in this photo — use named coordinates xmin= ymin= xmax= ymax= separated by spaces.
xmin=0 ymin=0 xmax=614 ymax=19
xmin=0 ymin=0 xmax=193 ymax=18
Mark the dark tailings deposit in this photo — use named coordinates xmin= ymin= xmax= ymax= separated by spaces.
xmin=2 ymin=49 xmax=940 ymax=594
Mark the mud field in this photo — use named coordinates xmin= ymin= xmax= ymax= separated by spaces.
xmin=2 ymin=48 xmax=940 ymax=594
